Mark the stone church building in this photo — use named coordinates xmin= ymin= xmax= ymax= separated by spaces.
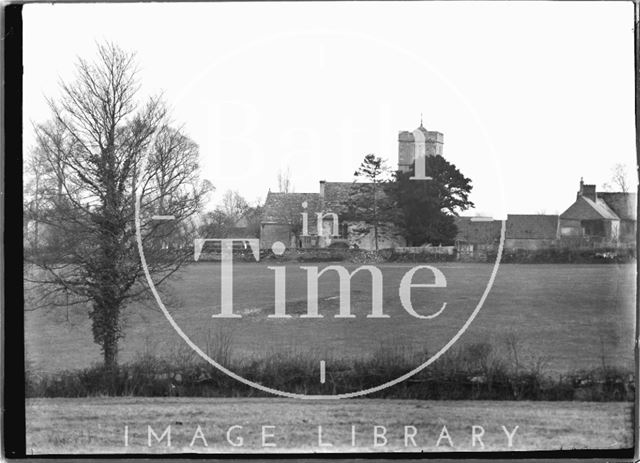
xmin=260 ymin=123 xmax=443 ymax=250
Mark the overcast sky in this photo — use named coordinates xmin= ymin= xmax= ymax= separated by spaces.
xmin=23 ymin=2 xmax=636 ymax=218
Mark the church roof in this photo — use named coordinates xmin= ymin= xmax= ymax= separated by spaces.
xmin=416 ymin=124 xmax=429 ymax=135
xmin=261 ymin=181 xmax=396 ymax=224
xmin=261 ymin=191 xmax=321 ymax=223
xmin=322 ymin=182 xmax=354 ymax=214
xmin=398 ymin=125 xmax=430 ymax=141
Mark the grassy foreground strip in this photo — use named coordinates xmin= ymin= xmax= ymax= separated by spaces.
xmin=26 ymin=398 xmax=633 ymax=454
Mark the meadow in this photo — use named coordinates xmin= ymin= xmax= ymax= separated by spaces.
xmin=24 ymin=262 xmax=636 ymax=454
xmin=25 ymin=262 xmax=636 ymax=375
xmin=25 ymin=397 xmax=634 ymax=453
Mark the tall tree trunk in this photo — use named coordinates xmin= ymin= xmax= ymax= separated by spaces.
xmin=91 ymin=298 xmax=121 ymax=369
xmin=103 ymin=336 xmax=118 ymax=370
xmin=373 ymin=183 xmax=378 ymax=252
xmin=374 ymin=224 xmax=379 ymax=252
xmin=102 ymin=332 xmax=119 ymax=394
xmin=33 ymin=168 xmax=40 ymax=253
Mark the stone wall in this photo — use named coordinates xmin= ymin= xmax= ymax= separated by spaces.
xmin=505 ymin=238 xmax=558 ymax=250
xmin=345 ymin=221 xmax=406 ymax=250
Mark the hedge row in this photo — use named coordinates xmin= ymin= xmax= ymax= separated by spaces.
xmin=487 ymin=246 xmax=636 ymax=264
xmin=197 ymin=246 xmax=635 ymax=264
xmin=26 ymin=342 xmax=634 ymax=401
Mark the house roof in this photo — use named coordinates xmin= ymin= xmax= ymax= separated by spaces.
xmin=506 ymin=214 xmax=558 ymax=239
xmin=560 ymin=196 xmax=620 ymax=221
xmin=261 ymin=191 xmax=321 ymax=223
xmin=598 ymin=192 xmax=636 ymax=220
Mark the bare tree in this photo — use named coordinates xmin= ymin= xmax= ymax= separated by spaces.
xmin=221 ymin=189 xmax=249 ymax=222
xmin=199 ymin=208 xmax=234 ymax=238
xmin=24 ymin=146 xmax=56 ymax=253
xmin=26 ymin=42 xmax=211 ymax=372
xmin=602 ymin=163 xmax=632 ymax=193
xmin=277 ymin=167 xmax=293 ymax=193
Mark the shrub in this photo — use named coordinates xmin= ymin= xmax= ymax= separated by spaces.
xmin=25 ymin=340 xmax=634 ymax=401
xmin=489 ymin=246 xmax=636 ymax=264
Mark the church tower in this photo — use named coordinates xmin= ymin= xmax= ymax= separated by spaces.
xmin=398 ymin=119 xmax=443 ymax=173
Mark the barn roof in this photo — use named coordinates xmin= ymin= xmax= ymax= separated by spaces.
xmin=506 ymin=214 xmax=558 ymax=239
xmin=454 ymin=217 xmax=502 ymax=244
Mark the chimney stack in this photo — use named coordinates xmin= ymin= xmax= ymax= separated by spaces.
xmin=577 ymin=178 xmax=597 ymax=202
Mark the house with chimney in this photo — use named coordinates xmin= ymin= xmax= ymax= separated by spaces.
xmin=559 ymin=179 xmax=636 ymax=243
xmin=454 ymin=178 xmax=636 ymax=251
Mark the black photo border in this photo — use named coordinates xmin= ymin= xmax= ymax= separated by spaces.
xmin=2 ymin=1 xmax=638 ymax=461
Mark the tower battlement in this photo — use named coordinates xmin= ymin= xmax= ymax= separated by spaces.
xmin=398 ymin=124 xmax=443 ymax=173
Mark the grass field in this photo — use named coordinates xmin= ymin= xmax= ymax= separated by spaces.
xmin=25 ymin=397 xmax=634 ymax=454
xmin=25 ymin=262 xmax=636 ymax=375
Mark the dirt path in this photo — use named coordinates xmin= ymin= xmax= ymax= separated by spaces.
xmin=26 ymin=398 xmax=633 ymax=454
